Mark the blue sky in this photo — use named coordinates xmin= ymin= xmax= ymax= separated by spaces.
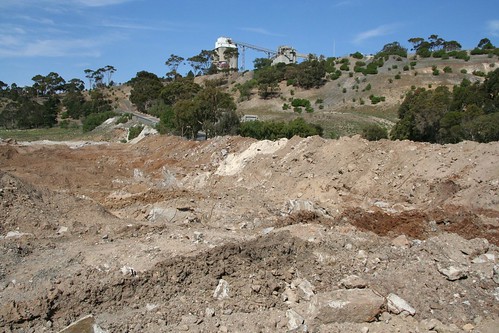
xmin=1 ymin=0 xmax=498 ymax=87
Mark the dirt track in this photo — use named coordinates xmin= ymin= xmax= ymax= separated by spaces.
xmin=0 ymin=134 xmax=498 ymax=332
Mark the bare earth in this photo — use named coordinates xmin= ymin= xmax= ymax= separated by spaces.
xmin=0 ymin=133 xmax=498 ymax=332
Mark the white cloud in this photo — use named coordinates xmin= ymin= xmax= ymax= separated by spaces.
xmin=239 ymin=27 xmax=284 ymax=37
xmin=487 ymin=20 xmax=499 ymax=36
xmin=0 ymin=37 xmax=102 ymax=57
xmin=353 ymin=24 xmax=397 ymax=44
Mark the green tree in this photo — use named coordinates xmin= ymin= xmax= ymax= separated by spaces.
xmin=375 ymin=41 xmax=407 ymax=58
xmin=187 ymin=50 xmax=214 ymax=75
xmin=361 ymin=124 xmax=388 ymax=141
xmin=129 ymin=71 xmax=163 ymax=112
xmin=165 ymin=54 xmax=185 ymax=80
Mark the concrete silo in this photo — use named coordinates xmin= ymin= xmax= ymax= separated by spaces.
xmin=214 ymin=37 xmax=239 ymax=71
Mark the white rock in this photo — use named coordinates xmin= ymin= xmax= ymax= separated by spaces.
xmin=386 ymin=293 xmax=416 ymax=316
xmin=286 ymin=309 xmax=304 ymax=330
xmin=213 ymin=279 xmax=230 ymax=300
xmin=120 ymin=266 xmax=136 ymax=276
xmin=297 ymin=279 xmax=315 ymax=301
xmin=438 ymin=265 xmax=468 ymax=281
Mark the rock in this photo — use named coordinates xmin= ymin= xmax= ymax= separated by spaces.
xmin=57 ymin=226 xmax=68 ymax=234
xmin=462 ymin=323 xmax=474 ymax=332
xmin=286 ymin=309 xmax=305 ymax=330
xmin=213 ymin=279 xmax=230 ymax=300
xmin=472 ymin=253 xmax=496 ymax=264
xmin=310 ymin=289 xmax=384 ymax=323
xmin=386 ymin=293 xmax=416 ymax=316
xmin=297 ymin=279 xmax=315 ymax=301
xmin=5 ymin=231 xmax=32 ymax=238
xmin=57 ymin=314 xmax=107 ymax=333
xmin=361 ymin=327 xmax=369 ymax=333
xmin=120 ymin=266 xmax=137 ymax=276
xmin=262 ymin=227 xmax=274 ymax=235
xmin=147 ymin=207 xmax=178 ymax=222
xmin=282 ymin=199 xmax=330 ymax=218
xmin=437 ymin=264 xmax=468 ymax=281
xmin=339 ymin=275 xmax=367 ymax=289
xmin=391 ymin=235 xmax=410 ymax=248
xmin=493 ymin=265 xmax=499 ymax=284
xmin=193 ymin=231 xmax=204 ymax=243
xmin=205 ymin=307 xmax=215 ymax=317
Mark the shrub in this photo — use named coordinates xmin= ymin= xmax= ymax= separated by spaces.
xmin=340 ymin=63 xmax=349 ymax=71
xmin=342 ymin=88 xmax=347 ymax=93
xmin=351 ymin=51 xmax=364 ymax=59
xmin=460 ymin=69 xmax=467 ymax=74
xmin=82 ymin=111 xmax=117 ymax=132
xmin=394 ymin=74 xmax=401 ymax=79
xmin=369 ymin=95 xmax=385 ymax=104
xmin=128 ymin=125 xmax=144 ymax=140
xmin=293 ymin=107 xmax=302 ymax=113
xmin=365 ymin=83 xmax=372 ymax=91
xmin=443 ymin=66 xmax=452 ymax=73
xmin=403 ymin=65 xmax=410 ymax=71
xmin=472 ymin=70 xmax=486 ymax=77
xmin=291 ymin=98 xmax=311 ymax=108
xmin=116 ymin=113 xmax=132 ymax=124
xmin=433 ymin=69 xmax=440 ymax=76
xmin=282 ymin=103 xmax=290 ymax=110
xmin=315 ymin=98 xmax=324 ymax=104
xmin=361 ymin=124 xmax=388 ymax=141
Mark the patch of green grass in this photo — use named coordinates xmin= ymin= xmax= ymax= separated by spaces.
xmin=0 ymin=127 xmax=87 ymax=141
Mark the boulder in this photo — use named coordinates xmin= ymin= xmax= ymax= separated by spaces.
xmin=386 ymin=293 xmax=416 ymax=316
xmin=57 ymin=315 xmax=107 ymax=333
xmin=309 ymin=289 xmax=384 ymax=323
xmin=213 ymin=279 xmax=230 ymax=300
xmin=339 ymin=275 xmax=367 ymax=289
xmin=437 ymin=264 xmax=468 ymax=281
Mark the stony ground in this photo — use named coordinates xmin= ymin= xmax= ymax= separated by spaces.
xmin=0 ymin=130 xmax=498 ymax=333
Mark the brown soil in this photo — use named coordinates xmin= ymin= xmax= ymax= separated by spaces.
xmin=0 ymin=133 xmax=498 ymax=332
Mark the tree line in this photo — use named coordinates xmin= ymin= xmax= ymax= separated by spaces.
xmin=391 ymin=69 xmax=499 ymax=143
xmin=0 ymin=67 xmax=115 ymax=130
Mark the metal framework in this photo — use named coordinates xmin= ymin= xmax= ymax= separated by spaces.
xmin=232 ymin=40 xmax=277 ymax=70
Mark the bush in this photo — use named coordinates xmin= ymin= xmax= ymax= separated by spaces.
xmin=82 ymin=111 xmax=117 ymax=132
xmin=351 ymin=51 xmax=364 ymax=59
xmin=403 ymin=65 xmax=410 ymax=71
xmin=128 ymin=125 xmax=144 ymax=140
xmin=460 ymin=69 xmax=467 ymax=74
xmin=369 ymin=95 xmax=385 ymax=104
xmin=443 ymin=66 xmax=452 ymax=73
xmin=361 ymin=124 xmax=388 ymax=141
xmin=116 ymin=113 xmax=132 ymax=124
xmin=394 ymin=74 xmax=401 ymax=80
xmin=340 ymin=63 xmax=350 ymax=71
xmin=473 ymin=70 xmax=486 ymax=77
xmin=291 ymin=98 xmax=311 ymax=108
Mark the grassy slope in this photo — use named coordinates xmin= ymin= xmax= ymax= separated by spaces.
xmin=226 ymin=54 xmax=498 ymax=137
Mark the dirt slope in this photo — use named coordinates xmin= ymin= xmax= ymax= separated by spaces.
xmin=0 ymin=134 xmax=498 ymax=332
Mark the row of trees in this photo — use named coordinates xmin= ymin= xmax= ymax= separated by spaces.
xmin=391 ymin=69 xmax=499 ymax=143
xmin=0 ymin=68 xmax=114 ymax=130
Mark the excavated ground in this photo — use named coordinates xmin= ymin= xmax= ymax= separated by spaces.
xmin=0 ymin=133 xmax=498 ymax=333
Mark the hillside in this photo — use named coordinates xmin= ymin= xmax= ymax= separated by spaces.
xmin=217 ymin=54 xmax=498 ymax=137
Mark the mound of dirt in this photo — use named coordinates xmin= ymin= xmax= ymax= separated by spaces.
xmin=0 ymin=135 xmax=498 ymax=332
